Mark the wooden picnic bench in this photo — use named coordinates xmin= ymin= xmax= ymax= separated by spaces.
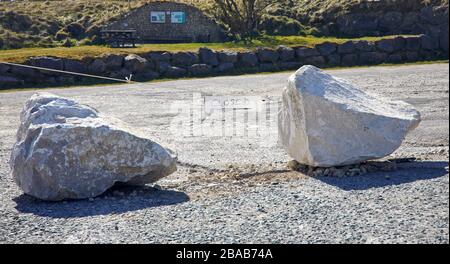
xmin=100 ymin=30 xmax=139 ymax=48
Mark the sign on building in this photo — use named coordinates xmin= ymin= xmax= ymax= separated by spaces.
xmin=171 ymin=12 xmax=186 ymax=24
xmin=150 ymin=11 xmax=166 ymax=23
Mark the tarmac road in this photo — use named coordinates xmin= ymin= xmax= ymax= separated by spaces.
xmin=0 ymin=63 xmax=448 ymax=243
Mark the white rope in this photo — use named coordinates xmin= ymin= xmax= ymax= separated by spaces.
xmin=0 ymin=61 xmax=135 ymax=84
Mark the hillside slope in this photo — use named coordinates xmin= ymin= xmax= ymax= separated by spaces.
xmin=0 ymin=0 xmax=150 ymax=49
xmin=265 ymin=0 xmax=448 ymax=37
xmin=0 ymin=0 xmax=448 ymax=50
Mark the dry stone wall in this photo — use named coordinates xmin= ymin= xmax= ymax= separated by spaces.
xmin=1 ymin=35 xmax=448 ymax=89
xmin=305 ymin=1 xmax=448 ymax=41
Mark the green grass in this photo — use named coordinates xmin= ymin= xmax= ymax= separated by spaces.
xmin=0 ymin=34 xmax=416 ymax=63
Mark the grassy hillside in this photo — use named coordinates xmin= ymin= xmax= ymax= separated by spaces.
xmin=270 ymin=0 xmax=448 ymax=21
xmin=0 ymin=0 xmax=447 ymax=50
xmin=0 ymin=0 xmax=151 ymax=49
xmin=264 ymin=0 xmax=449 ymax=35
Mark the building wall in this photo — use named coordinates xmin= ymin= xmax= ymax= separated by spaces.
xmin=104 ymin=1 xmax=226 ymax=43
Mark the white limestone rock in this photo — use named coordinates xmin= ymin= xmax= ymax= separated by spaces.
xmin=278 ymin=65 xmax=421 ymax=167
xmin=10 ymin=93 xmax=177 ymax=201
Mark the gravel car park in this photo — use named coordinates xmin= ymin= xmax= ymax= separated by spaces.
xmin=0 ymin=63 xmax=448 ymax=243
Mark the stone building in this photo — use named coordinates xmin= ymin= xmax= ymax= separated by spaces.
xmin=104 ymin=1 xmax=227 ymax=43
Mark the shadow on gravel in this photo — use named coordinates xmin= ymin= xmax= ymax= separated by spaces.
xmin=13 ymin=185 xmax=189 ymax=218
xmin=316 ymin=161 xmax=449 ymax=191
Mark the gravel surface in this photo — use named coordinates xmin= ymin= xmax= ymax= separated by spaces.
xmin=0 ymin=63 xmax=448 ymax=243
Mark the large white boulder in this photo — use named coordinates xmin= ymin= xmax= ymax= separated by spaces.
xmin=10 ymin=93 xmax=177 ymax=201
xmin=279 ymin=65 xmax=421 ymax=167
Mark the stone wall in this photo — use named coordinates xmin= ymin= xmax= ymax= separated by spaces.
xmin=0 ymin=34 xmax=448 ymax=89
xmin=311 ymin=1 xmax=448 ymax=40
xmin=104 ymin=1 xmax=226 ymax=43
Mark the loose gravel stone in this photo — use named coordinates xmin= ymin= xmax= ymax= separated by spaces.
xmin=0 ymin=64 xmax=448 ymax=243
